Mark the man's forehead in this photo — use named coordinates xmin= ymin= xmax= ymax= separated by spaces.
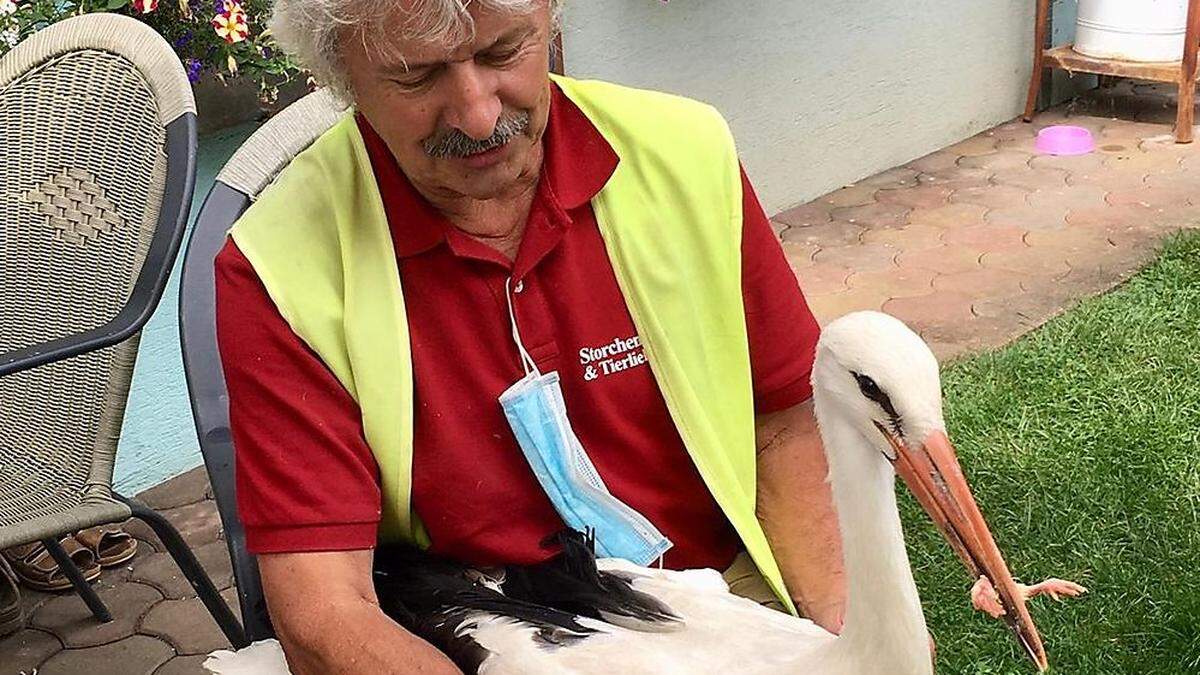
xmin=367 ymin=1 xmax=544 ymax=71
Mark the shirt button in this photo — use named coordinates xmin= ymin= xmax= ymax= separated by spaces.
xmin=513 ymin=280 xmax=525 ymax=294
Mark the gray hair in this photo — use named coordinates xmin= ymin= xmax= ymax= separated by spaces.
xmin=270 ymin=0 xmax=563 ymax=100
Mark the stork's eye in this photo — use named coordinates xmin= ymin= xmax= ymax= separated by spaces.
xmin=852 ymin=372 xmax=883 ymax=400
xmin=851 ymin=371 xmax=901 ymax=423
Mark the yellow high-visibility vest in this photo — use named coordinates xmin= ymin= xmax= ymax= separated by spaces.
xmin=231 ymin=75 xmax=796 ymax=613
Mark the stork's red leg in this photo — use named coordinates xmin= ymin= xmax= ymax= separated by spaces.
xmin=970 ymin=576 xmax=1087 ymax=618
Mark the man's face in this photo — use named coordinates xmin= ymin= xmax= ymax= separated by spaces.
xmin=342 ymin=2 xmax=553 ymax=202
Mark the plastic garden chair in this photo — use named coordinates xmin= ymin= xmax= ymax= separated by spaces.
xmin=0 ymin=13 xmax=244 ymax=647
xmin=180 ymin=87 xmax=348 ymax=642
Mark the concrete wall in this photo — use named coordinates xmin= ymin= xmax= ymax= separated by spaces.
xmin=561 ymin=0 xmax=1038 ymax=214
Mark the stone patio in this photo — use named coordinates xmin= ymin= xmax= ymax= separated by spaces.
xmin=778 ymin=79 xmax=1199 ymax=362
xmin=3 ymin=80 xmax=1198 ymax=674
xmin=1 ymin=469 xmax=235 ymax=675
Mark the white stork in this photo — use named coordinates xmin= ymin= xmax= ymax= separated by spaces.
xmin=205 ymin=311 xmax=1083 ymax=675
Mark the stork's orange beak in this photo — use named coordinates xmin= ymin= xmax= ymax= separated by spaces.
xmin=878 ymin=424 xmax=1049 ymax=672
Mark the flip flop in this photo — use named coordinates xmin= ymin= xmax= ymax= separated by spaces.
xmin=0 ymin=557 xmax=23 ymax=637
xmin=1 ymin=537 xmax=101 ymax=593
xmin=74 ymin=526 xmax=138 ymax=568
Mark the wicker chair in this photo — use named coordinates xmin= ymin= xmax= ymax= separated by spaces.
xmin=181 ymin=87 xmax=348 ymax=642
xmin=0 ymin=13 xmax=244 ymax=647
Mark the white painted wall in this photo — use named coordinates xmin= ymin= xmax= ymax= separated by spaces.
xmin=562 ymin=0 xmax=1037 ymax=214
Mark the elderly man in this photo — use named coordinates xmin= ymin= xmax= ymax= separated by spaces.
xmin=215 ymin=0 xmax=844 ymax=672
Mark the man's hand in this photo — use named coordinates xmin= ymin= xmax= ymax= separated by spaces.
xmin=755 ymin=400 xmax=847 ymax=633
xmin=259 ymin=549 xmax=463 ymax=675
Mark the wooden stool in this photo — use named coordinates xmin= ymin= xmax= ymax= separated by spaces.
xmin=1024 ymin=0 xmax=1200 ymax=143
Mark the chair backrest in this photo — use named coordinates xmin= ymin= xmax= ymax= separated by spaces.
xmin=179 ymin=88 xmax=347 ymax=641
xmin=0 ymin=14 xmax=195 ymax=543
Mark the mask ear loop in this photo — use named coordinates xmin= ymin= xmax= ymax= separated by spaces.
xmin=506 ymin=277 xmax=539 ymax=377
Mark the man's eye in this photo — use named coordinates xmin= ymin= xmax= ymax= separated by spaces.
xmin=479 ymin=46 xmax=522 ymax=66
xmin=391 ymin=70 xmax=436 ymax=90
xmin=392 ymin=77 xmax=430 ymax=91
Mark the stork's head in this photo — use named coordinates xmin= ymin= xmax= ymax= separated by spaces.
xmin=812 ymin=311 xmax=944 ymax=449
xmin=813 ymin=311 xmax=1050 ymax=672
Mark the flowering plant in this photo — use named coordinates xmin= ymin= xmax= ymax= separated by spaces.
xmin=0 ymin=0 xmax=302 ymax=103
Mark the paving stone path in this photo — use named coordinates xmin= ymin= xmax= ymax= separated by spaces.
xmin=1 ymin=470 xmax=236 ymax=675
xmin=777 ymin=81 xmax=1199 ymax=361
xmin=2 ymin=80 xmax=1197 ymax=674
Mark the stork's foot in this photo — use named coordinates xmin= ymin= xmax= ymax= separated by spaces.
xmin=969 ymin=576 xmax=1087 ymax=618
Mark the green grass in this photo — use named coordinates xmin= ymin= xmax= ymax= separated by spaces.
xmin=902 ymin=231 xmax=1200 ymax=674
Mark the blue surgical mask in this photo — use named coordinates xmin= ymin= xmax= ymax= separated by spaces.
xmin=498 ymin=278 xmax=673 ymax=566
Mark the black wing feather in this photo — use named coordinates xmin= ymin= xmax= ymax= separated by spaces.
xmin=500 ymin=531 xmax=682 ymax=628
xmin=372 ymin=530 xmax=682 ymax=673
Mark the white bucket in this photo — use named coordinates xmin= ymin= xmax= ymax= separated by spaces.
xmin=1075 ymin=0 xmax=1188 ymax=62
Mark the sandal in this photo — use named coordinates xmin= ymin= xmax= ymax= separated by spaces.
xmin=1 ymin=537 xmax=101 ymax=592
xmin=74 ymin=526 xmax=138 ymax=568
xmin=1 ymin=557 xmax=22 ymax=637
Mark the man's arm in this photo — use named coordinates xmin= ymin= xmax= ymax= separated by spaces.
xmin=755 ymin=399 xmax=846 ymax=633
xmin=260 ymin=549 xmax=462 ymax=675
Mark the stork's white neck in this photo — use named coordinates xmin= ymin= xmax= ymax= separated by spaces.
xmin=814 ymin=397 xmax=933 ymax=674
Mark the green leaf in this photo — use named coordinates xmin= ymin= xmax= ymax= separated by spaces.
xmin=105 ymin=0 xmax=128 ymax=8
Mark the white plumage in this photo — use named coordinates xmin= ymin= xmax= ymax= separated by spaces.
xmin=207 ymin=311 xmax=1068 ymax=674
xmin=205 ymin=638 xmax=289 ymax=674
xmin=205 ymin=563 xmax=832 ymax=675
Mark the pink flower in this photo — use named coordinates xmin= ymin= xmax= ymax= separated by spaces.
xmin=0 ymin=0 xmax=18 ymax=16
xmin=211 ymin=3 xmax=248 ymax=44
xmin=132 ymin=0 xmax=158 ymax=13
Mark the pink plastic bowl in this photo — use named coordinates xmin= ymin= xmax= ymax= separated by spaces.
xmin=1035 ymin=125 xmax=1095 ymax=156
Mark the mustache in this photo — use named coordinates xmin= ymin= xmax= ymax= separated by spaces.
xmin=422 ymin=111 xmax=532 ymax=159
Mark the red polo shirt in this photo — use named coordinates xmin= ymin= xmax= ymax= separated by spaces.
xmin=215 ymin=83 xmax=821 ymax=571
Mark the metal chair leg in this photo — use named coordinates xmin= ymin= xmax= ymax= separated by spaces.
xmin=40 ymin=537 xmax=111 ymax=623
xmin=115 ymin=494 xmax=249 ymax=648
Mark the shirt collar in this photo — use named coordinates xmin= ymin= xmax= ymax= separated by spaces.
xmin=541 ymin=81 xmax=619 ymax=210
xmin=356 ymin=81 xmax=620 ymax=259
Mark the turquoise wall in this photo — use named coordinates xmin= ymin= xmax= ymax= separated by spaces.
xmin=1053 ymin=0 xmax=1078 ymax=44
xmin=112 ymin=122 xmax=257 ymax=495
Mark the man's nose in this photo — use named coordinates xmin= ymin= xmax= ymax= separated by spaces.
xmin=442 ymin=62 xmax=503 ymax=141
